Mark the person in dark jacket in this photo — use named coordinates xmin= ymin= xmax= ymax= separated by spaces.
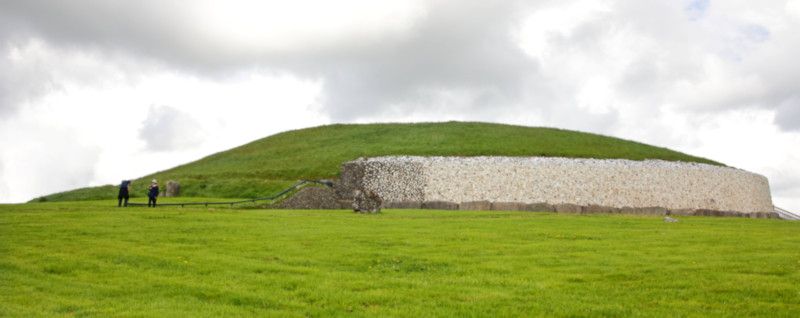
xmin=118 ymin=180 xmax=131 ymax=207
xmin=148 ymin=179 xmax=159 ymax=207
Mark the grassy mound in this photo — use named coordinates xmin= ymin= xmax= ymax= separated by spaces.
xmin=34 ymin=122 xmax=721 ymax=202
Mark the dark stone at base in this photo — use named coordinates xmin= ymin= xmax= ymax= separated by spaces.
xmin=353 ymin=190 xmax=382 ymax=213
xmin=665 ymin=208 xmax=780 ymax=219
xmin=695 ymin=209 xmax=724 ymax=217
xmin=460 ymin=201 xmax=491 ymax=211
xmin=421 ymin=201 xmax=459 ymax=210
xmin=491 ymin=202 xmax=527 ymax=212
xmin=621 ymin=206 xmax=667 ymax=215
xmin=526 ymin=202 xmax=555 ymax=212
xmin=554 ymin=204 xmax=582 ymax=213
xmin=337 ymin=200 xmax=354 ymax=209
xmin=668 ymin=208 xmax=697 ymax=216
xmin=725 ymin=211 xmax=745 ymax=217
xmin=749 ymin=211 xmax=780 ymax=219
xmin=383 ymin=201 xmax=423 ymax=209
xmin=583 ymin=205 xmax=620 ymax=214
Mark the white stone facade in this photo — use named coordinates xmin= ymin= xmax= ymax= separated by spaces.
xmin=344 ymin=156 xmax=774 ymax=214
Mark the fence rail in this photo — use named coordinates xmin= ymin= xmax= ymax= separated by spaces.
xmin=775 ymin=206 xmax=799 ymax=221
xmin=128 ymin=180 xmax=332 ymax=207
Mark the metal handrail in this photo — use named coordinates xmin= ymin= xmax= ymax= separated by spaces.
xmin=127 ymin=180 xmax=332 ymax=207
xmin=774 ymin=206 xmax=799 ymax=221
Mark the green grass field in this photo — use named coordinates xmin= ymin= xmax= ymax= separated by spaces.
xmin=35 ymin=122 xmax=721 ymax=202
xmin=2 ymin=202 xmax=798 ymax=317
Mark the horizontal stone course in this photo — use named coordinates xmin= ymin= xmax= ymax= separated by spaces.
xmin=527 ymin=202 xmax=555 ymax=212
xmin=491 ymin=202 xmax=527 ymax=212
xmin=460 ymin=201 xmax=491 ymax=211
xmin=554 ymin=203 xmax=582 ymax=214
xmin=584 ymin=205 xmax=621 ymax=214
xmin=421 ymin=201 xmax=459 ymax=210
xmin=383 ymin=201 xmax=423 ymax=209
xmin=340 ymin=156 xmax=774 ymax=217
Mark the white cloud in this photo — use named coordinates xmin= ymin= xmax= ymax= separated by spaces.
xmin=195 ymin=0 xmax=426 ymax=52
xmin=0 ymin=121 xmax=101 ymax=202
xmin=139 ymin=105 xmax=206 ymax=152
xmin=0 ymin=39 xmax=327 ymax=200
xmin=517 ymin=0 xmax=611 ymax=59
xmin=789 ymin=0 xmax=800 ymax=17
xmin=0 ymin=0 xmax=798 ymax=214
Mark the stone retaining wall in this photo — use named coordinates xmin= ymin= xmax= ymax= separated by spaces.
xmin=339 ymin=156 xmax=775 ymax=217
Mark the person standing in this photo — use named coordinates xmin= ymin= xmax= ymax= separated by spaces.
xmin=118 ymin=180 xmax=132 ymax=207
xmin=148 ymin=179 xmax=159 ymax=207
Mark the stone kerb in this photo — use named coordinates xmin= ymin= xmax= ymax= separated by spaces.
xmin=165 ymin=180 xmax=180 ymax=197
xmin=336 ymin=161 xmax=367 ymax=201
xmin=338 ymin=156 xmax=775 ymax=217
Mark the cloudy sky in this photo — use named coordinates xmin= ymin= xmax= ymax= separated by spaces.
xmin=1 ymin=0 xmax=798 ymax=212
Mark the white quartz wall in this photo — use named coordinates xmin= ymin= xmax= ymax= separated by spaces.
xmin=354 ymin=156 xmax=774 ymax=213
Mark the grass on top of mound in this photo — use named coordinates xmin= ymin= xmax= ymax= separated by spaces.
xmin=34 ymin=122 xmax=721 ymax=202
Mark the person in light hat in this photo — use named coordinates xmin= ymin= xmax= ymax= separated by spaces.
xmin=147 ymin=179 xmax=159 ymax=207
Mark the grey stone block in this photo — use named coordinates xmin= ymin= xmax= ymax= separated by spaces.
xmin=554 ymin=203 xmax=582 ymax=213
xmin=526 ymin=202 xmax=555 ymax=212
xmin=353 ymin=190 xmax=382 ymax=213
xmin=621 ymin=207 xmax=636 ymax=214
xmin=491 ymin=202 xmax=527 ymax=212
xmin=668 ymin=208 xmax=697 ymax=216
xmin=696 ymin=209 xmax=724 ymax=217
xmin=421 ymin=201 xmax=459 ymax=210
xmin=383 ymin=201 xmax=422 ymax=209
xmin=723 ymin=211 xmax=744 ymax=217
xmin=749 ymin=211 xmax=779 ymax=219
xmin=165 ymin=180 xmax=180 ymax=197
xmin=583 ymin=205 xmax=620 ymax=214
xmin=337 ymin=160 xmax=367 ymax=201
xmin=460 ymin=201 xmax=491 ymax=211
xmin=337 ymin=200 xmax=353 ymax=209
xmin=639 ymin=207 xmax=668 ymax=215
xmin=622 ymin=206 xmax=667 ymax=215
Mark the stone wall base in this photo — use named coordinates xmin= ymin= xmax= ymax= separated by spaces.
xmin=378 ymin=200 xmax=779 ymax=219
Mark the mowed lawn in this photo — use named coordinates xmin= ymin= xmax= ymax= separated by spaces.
xmin=1 ymin=202 xmax=799 ymax=317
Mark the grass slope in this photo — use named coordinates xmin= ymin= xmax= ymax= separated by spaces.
xmin=1 ymin=203 xmax=798 ymax=317
xmin=35 ymin=122 xmax=721 ymax=202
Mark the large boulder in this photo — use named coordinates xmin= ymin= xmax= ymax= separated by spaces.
xmin=165 ymin=180 xmax=180 ymax=197
xmin=663 ymin=217 xmax=679 ymax=223
xmin=353 ymin=190 xmax=382 ymax=213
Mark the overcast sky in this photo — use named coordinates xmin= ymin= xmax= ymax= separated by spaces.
xmin=1 ymin=0 xmax=798 ymax=213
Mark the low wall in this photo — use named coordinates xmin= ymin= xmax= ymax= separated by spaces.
xmin=339 ymin=156 xmax=775 ymax=216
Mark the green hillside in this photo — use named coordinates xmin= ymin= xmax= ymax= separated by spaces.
xmin=34 ymin=122 xmax=721 ymax=202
